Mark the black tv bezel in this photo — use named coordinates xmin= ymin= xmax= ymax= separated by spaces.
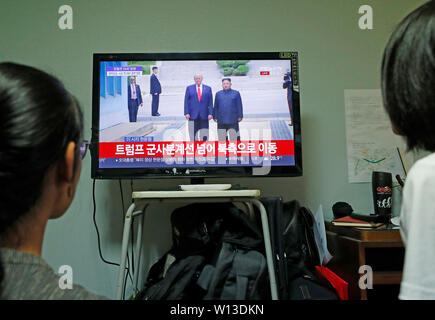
xmin=91 ymin=52 xmax=302 ymax=179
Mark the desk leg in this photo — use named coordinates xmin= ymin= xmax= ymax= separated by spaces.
xmin=116 ymin=202 xmax=136 ymax=300
xmin=251 ymin=199 xmax=278 ymax=300
xmin=132 ymin=205 xmax=147 ymax=295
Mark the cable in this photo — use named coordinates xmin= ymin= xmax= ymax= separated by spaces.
xmin=93 ymin=179 xmax=120 ymax=267
xmin=93 ymin=178 xmax=132 ymax=298
xmin=395 ymin=174 xmax=405 ymax=188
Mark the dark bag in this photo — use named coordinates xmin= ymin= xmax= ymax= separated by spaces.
xmin=136 ymin=253 xmax=205 ymax=300
xmin=261 ymin=198 xmax=338 ymax=300
xmin=282 ymin=200 xmax=321 ymax=280
xmin=288 ymin=274 xmax=339 ymax=300
xmin=137 ymin=203 xmax=269 ymax=300
xmin=136 ymin=203 xmax=227 ymax=300
xmin=197 ymin=241 xmax=267 ymax=300
xmin=196 ymin=207 xmax=269 ymax=300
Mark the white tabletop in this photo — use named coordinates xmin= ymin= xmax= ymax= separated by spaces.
xmin=132 ymin=189 xmax=261 ymax=199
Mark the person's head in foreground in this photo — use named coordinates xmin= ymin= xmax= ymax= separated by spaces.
xmin=0 ymin=63 xmax=104 ymax=299
xmin=382 ymin=1 xmax=435 ymax=301
xmin=381 ymin=0 xmax=435 ymax=151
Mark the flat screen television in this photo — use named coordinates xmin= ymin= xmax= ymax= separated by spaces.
xmin=91 ymin=52 xmax=302 ymax=180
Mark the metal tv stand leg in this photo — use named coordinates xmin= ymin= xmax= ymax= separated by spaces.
xmin=116 ymin=202 xmax=136 ymax=300
xmin=132 ymin=204 xmax=147 ymax=295
xmin=251 ymin=199 xmax=278 ymax=300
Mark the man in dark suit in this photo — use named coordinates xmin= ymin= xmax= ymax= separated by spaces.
xmin=184 ymin=74 xmax=213 ymax=141
xmin=150 ymin=66 xmax=161 ymax=116
xmin=283 ymin=69 xmax=293 ymax=126
xmin=127 ymin=77 xmax=143 ymax=122
xmin=213 ymin=78 xmax=243 ymax=141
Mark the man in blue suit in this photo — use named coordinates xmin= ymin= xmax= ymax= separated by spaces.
xmin=184 ymin=74 xmax=213 ymax=141
xmin=127 ymin=77 xmax=143 ymax=122
xmin=150 ymin=66 xmax=161 ymax=116
xmin=213 ymin=78 xmax=243 ymax=141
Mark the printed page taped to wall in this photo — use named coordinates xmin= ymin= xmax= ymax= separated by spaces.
xmin=344 ymin=89 xmax=412 ymax=183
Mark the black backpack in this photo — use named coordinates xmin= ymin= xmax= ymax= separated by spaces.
xmin=260 ymin=198 xmax=338 ymax=300
xmin=136 ymin=203 xmax=269 ymax=300
xmin=136 ymin=253 xmax=206 ymax=300
xmin=282 ymin=200 xmax=321 ymax=280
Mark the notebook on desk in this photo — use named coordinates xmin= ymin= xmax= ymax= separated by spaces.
xmin=325 ymin=221 xmax=401 ymax=242
xmin=331 ymin=215 xmax=385 ymax=228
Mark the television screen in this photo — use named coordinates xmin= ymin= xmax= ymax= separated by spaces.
xmin=91 ymin=52 xmax=301 ymax=179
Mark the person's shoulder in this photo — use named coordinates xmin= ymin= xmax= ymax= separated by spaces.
xmin=416 ymin=152 xmax=435 ymax=166
xmin=407 ymin=152 xmax=435 ymax=184
xmin=39 ymin=266 xmax=109 ymax=300
xmin=0 ymin=251 xmax=109 ymax=300
xmin=185 ymin=84 xmax=194 ymax=95
xmin=51 ymin=282 xmax=109 ymax=300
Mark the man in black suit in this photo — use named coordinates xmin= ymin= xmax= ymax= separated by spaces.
xmin=213 ymin=78 xmax=243 ymax=141
xmin=127 ymin=77 xmax=143 ymax=122
xmin=283 ymin=70 xmax=293 ymax=126
xmin=150 ymin=66 xmax=161 ymax=116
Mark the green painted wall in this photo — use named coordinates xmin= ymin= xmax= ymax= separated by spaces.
xmin=0 ymin=0 xmax=427 ymax=299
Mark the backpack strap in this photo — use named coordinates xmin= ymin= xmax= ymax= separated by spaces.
xmin=235 ymin=275 xmax=249 ymax=300
xmin=197 ymin=264 xmax=215 ymax=291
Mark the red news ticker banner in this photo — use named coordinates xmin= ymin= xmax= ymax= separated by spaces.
xmin=99 ymin=140 xmax=294 ymax=158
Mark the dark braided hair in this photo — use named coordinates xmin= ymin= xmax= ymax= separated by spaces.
xmin=0 ymin=62 xmax=83 ymax=286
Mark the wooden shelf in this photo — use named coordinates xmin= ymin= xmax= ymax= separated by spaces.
xmin=325 ymin=222 xmax=404 ymax=300
xmin=373 ymin=271 xmax=402 ymax=285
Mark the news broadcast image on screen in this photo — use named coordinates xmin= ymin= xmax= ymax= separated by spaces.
xmin=97 ymin=59 xmax=296 ymax=170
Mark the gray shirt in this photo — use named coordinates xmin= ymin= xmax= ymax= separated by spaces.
xmin=0 ymin=248 xmax=108 ymax=300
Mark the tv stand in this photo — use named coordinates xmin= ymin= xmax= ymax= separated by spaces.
xmin=116 ymin=189 xmax=278 ymax=300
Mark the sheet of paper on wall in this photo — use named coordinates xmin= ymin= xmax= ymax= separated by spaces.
xmin=312 ymin=205 xmax=333 ymax=265
xmin=344 ymin=89 xmax=413 ymax=183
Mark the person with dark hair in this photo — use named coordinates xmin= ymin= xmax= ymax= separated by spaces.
xmin=0 ymin=62 xmax=107 ymax=299
xmin=127 ymin=76 xmax=143 ymax=122
xmin=150 ymin=66 xmax=161 ymax=116
xmin=213 ymin=78 xmax=243 ymax=141
xmin=381 ymin=0 xmax=435 ymax=300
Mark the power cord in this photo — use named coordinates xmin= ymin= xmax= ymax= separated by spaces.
xmin=92 ymin=178 xmax=132 ymax=299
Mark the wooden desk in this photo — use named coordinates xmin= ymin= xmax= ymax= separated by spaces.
xmin=325 ymin=222 xmax=404 ymax=300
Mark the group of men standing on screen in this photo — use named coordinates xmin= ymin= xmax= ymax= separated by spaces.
xmin=184 ymin=74 xmax=243 ymax=142
xmin=128 ymin=66 xmax=160 ymax=122
xmin=127 ymin=68 xmax=244 ymax=142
